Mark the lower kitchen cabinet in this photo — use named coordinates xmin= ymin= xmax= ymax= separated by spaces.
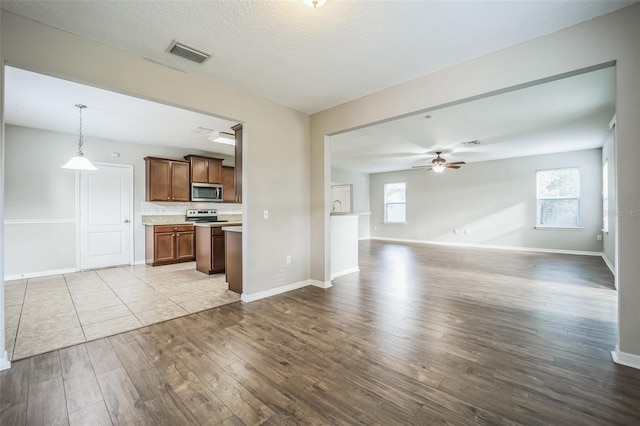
xmin=225 ymin=229 xmax=242 ymax=294
xmin=195 ymin=226 xmax=226 ymax=274
xmin=145 ymin=225 xmax=195 ymax=266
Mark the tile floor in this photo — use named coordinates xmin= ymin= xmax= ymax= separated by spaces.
xmin=4 ymin=262 xmax=240 ymax=360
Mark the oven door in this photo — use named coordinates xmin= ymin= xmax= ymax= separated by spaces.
xmin=191 ymin=184 xmax=223 ymax=202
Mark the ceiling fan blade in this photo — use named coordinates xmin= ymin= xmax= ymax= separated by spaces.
xmin=446 ymin=165 xmax=462 ymax=169
xmin=411 ymin=165 xmax=432 ymax=169
xmin=446 ymin=161 xmax=466 ymax=165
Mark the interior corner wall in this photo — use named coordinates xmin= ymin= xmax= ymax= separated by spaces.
xmin=0 ymin=53 xmax=8 ymax=369
xmin=602 ymin=126 xmax=616 ymax=273
xmin=369 ymin=149 xmax=603 ymax=252
xmin=0 ymin=10 xmax=311 ymax=296
xmin=310 ymin=5 xmax=640 ymax=357
xmin=331 ymin=167 xmax=370 ymax=239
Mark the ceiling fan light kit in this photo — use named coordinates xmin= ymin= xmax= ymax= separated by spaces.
xmin=412 ymin=151 xmax=466 ymax=173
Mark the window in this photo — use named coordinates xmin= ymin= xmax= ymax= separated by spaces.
xmin=536 ymin=167 xmax=580 ymax=228
xmin=384 ymin=182 xmax=406 ymax=223
xmin=603 ymin=160 xmax=609 ymax=232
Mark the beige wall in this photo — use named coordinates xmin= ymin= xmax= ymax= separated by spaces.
xmin=0 ymin=10 xmax=311 ymax=296
xmin=0 ymin=50 xmax=7 ymax=367
xmin=602 ymin=126 xmax=617 ymax=274
xmin=369 ymin=149 xmax=603 ymax=252
xmin=311 ymin=6 xmax=640 ymax=357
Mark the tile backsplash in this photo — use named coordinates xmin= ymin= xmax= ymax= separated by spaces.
xmin=141 ymin=202 xmax=243 ymax=215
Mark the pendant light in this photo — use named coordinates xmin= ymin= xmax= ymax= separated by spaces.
xmin=62 ymin=104 xmax=97 ymax=170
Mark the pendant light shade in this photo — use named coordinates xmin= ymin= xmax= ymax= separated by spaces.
xmin=61 ymin=153 xmax=97 ymax=170
xmin=62 ymin=104 xmax=97 ymax=170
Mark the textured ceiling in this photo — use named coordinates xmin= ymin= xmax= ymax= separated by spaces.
xmin=0 ymin=0 xmax=633 ymax=114
xmin=331 ymin=67 xmax=615 ymax=174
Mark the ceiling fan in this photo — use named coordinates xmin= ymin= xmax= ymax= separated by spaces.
xmin=411 ymin=151 xmax=466 ymax=173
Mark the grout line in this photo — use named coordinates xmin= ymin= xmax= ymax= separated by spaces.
xmin=63 ymin=273 xmax=88 ymax=343
xmin=10 ymin=279 xmax=30 ymax=361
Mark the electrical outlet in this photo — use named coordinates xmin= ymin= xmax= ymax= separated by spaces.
xmin=454 ymin=229 xmax=459 ymax=235
xmin=597 ymin=234 xmax=602 ymax=241
xmin=464 ymin=229 xmax=469 ymax=235
xmin=286 ymin=255 xmax=292 ymax=264
xmin=263 ymin=210 xmax=269 ymax=219
xmin=374 ymin=226 xmax=377 ymax=230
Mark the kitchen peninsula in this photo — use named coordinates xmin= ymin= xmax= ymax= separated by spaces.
xmin=142 ymin=212 xmax=241 ymax=267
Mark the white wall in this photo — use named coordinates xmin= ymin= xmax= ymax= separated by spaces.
xmin=369 ymin=149 xmax=603 ymax=252
xmin=3 ymin=124 xmax=239 ymax=276
xmin=330 ymin=215 xmax=359 ymax=278
xmin=331 ymin=167 xmax=370 ymax=239
xmin=1 ymin=9 xmax=311 ymax=298
xmin=311 ymin=6 xmax=640 ymax=360
xmin=602 ymin=125 xmax=616 ymax=273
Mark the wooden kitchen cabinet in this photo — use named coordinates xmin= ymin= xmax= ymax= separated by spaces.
xmin=184 ymin=155 xmax=223 ymax=184
xmin=145 ymin=224 xmax=195 ymax=266
xmin=221 ymin=166 xmax=235 ymax=203
xmin=231 ymin=124 xmax=243 ymax=203
xmin=145 ymin=157 xmax=190 ymax=202
xmin=225 ymin=229 xmax=242 ymax=294
xmin=195 ymin=226 xmax=226 ymax=274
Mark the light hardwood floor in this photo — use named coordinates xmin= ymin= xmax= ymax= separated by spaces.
xmin=2 ymin=240 xmax=640 ymax=425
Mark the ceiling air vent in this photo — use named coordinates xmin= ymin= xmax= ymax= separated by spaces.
xmin=166 ymin=40 xmax=211 ymax=64
xmin=462 ymin=140 xmax=481 ymax=146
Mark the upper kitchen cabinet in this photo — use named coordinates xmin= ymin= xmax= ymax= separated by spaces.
xmin=184 ymin=155 xmax=223 ymax=184
xmin=231 ymin=124 xmax=243 ymax=203
xmin=222 ymin=166 xmax=236 ymax=203
xmin=145 ymin=157 xmax=190 ymax=202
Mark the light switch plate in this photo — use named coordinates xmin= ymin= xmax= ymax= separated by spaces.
xmin=263 ymin=210 xmax=269 ymax=219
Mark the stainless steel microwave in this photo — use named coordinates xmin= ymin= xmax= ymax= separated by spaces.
xmin=191 ymin=183 xmax=223 ymax=202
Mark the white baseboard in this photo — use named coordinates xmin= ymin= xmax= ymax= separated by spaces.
xmin=602 ymin=255 xmax=615 ymax=276
xmin=369 ymin=237 xmax=603 ymax=257
xmin=330 ymin=267 xmax=360 ymax=280
xmin=0 ymin=351 xmax=10 ymax=371
xmin=309 ymin=280 xmax=333 ymax=289
xmin=132 ymin=260 xmax=147 ymax=265
xmin=4 ymin=267 xmax=77 ymax=281
xmin=241 ymin=279 xmax=311 ymax=303
xmin=612 ymin=346 xmax=640 ymax=370
xmin=358 ymin=237 xmax=370 ymax=241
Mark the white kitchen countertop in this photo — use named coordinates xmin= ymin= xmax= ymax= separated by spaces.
xmin=194 ymin=222 xmax=242 ymax=228
xmin=222 ymin=226 xmax=242 ymax=233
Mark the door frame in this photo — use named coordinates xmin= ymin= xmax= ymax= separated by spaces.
xmin=75 ymin=162 xmax=135 ymax=271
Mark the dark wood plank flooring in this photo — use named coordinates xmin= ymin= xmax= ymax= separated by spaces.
xmin=2 ymin=240 xmax=640 ymax=425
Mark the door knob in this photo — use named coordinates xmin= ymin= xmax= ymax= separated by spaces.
xmin=124 ymin=219 xmax=130 ymax=223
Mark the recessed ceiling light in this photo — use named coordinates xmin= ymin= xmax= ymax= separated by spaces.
xmin=208 ymin=131 xmax=235 ymax=145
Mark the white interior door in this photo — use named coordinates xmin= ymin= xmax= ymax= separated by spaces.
xmin=79 ymin=164 xmax=133 ymax=270
xmin=332 ymin=184 xmax=352 ymax=212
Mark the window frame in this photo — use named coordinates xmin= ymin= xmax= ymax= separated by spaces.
xmin=535 ymin=167 xmax=581 ymax=230
xmin=383 ymin=182 xmax=407 ymax=224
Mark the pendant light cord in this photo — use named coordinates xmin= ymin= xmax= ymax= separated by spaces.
xmin=76 ymin=103 xmax=86 ymax=155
